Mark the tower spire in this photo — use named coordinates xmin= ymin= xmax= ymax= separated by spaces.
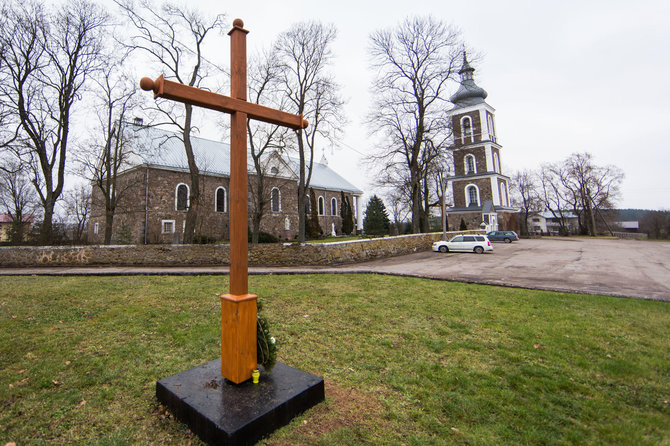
xmin=450 ymin=50 xmax=487 ymax=107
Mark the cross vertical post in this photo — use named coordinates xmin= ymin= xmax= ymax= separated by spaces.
xmin=139 ymin=18 xmax=308 ymax=385
xmin=220 ymin=19 xmax=256 ymax=384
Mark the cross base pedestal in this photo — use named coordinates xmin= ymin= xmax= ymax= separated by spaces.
xmin=156 ymin=359 xmax=325 ymax=446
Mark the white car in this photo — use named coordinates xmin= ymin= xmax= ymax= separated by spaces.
xmin=432 ymin=235 xmax=493 ymax=254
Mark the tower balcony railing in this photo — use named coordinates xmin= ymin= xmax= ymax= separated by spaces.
xmin=454 ymin=132 xmax=498 ymax=146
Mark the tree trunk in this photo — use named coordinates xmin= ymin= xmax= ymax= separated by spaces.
xmin=297 ymin=131 xmax=306 ymax=242
xmin=104 ymin=210 xmax=114 ymax=245
xmin=182 ymin=104 xmax=200 ymax=244
xmin=40 ymin=200 xmax=55 ymax=244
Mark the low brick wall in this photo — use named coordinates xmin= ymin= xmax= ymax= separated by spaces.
xmin=0 ymin=231 xmax=481 ymax=267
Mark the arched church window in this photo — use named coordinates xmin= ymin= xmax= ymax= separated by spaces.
xmin=304 ymin=196 xmax=311 ymax=214
xmin=271 ymin=188 xmax=281 ymax=212
xmin=331 ymin=197 xmax=337 ymax=216
xmin=215 ymin=187 xmax=226 ymax=213
xmin=318 ymin=196 xmax=325 ymax=216
xmin=466 ymin=185 xmax=479 ymax=207
xmin=175 ymin=183 xmax=189 ymax=211
xmin=465 ymin=154 xmax=476 ymax=175
xmin=461 ymin=116 xmax=474 ymax=143
xmin=493 ymin=152 xmax=500 ymax=173
xmin=500 ymin=184 xmax=508 ymax=207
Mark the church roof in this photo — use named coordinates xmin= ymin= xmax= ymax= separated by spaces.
xmin=449 ymin=51 xmax=488 ymax=108
xmin=124 ymin=124 xmax=363 ymax=194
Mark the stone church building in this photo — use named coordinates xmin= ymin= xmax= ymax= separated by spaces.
xmin=445 ymin=53 xmax=517 ymax=232
xmin=87 ymin=125 xmax=363 ymax=244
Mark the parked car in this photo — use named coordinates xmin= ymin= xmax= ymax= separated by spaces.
xmin=432 ymin=235 xmax=493 ymax=254
xmin=486 ymin=230 xmax=519 ymax=243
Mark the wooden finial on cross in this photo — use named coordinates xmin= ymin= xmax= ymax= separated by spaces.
xmin=140 ymin=19 xmax=307 ymax=384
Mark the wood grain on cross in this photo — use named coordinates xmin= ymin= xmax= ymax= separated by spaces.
xmin=140 ymin=18 xmax=308 ymax=384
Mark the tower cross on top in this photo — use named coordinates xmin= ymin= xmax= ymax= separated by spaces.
xmin=140 ymin=18 xmax=307 ymax=384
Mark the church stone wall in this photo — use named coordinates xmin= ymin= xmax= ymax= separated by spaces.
xmin=88 ymin=166 xmax=356 ymax=244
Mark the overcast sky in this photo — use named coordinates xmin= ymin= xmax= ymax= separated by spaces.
xmin=120 ymin=0 xmax=670 ymax=210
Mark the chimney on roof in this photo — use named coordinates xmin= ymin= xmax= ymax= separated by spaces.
xmin=133 ymin=117 xmax=144 ymax=126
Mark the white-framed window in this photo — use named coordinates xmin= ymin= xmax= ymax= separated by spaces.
xmin=331 ymin=197 xmax=337 ymax=216
xmin=271 ymin=187 xmax=281 ymax=212
xmin=318 ymin=196 xmax=325 ymax=216
xmin=465 ymin=154 xmax=476 ymax=175
xmin=175 ymin=183 xmax=189 ymax=211
xmin=162 ymin=219 xmax=175 ymax=234
xmin=93 ymin=222 xmax=99 ymax=235
xmin=493 ymin=152 xmax=500 ymax=173
xmin=500 ymin=184 xmax=508 ymax=207
xmin=466 ymin=184 xmax=480 ymax=207
xmin=487 ymin=115 xmax=496 ymax=142
xmin=215 ymin=187 xmax=226 ymax=213
xmin=460 ymin=116 xmax=474 ymax=143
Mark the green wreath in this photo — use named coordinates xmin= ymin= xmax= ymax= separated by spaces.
xmin=256 ymin=299 xmax=277 ymax=372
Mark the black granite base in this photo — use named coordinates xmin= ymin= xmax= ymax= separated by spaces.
xmin=156 ymin=359 xmax=325 ymax=446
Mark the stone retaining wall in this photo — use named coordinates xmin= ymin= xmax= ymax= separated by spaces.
xmin=0 ymin=231 xmax=481 ymax=267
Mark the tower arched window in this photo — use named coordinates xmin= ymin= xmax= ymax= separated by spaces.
xmin=215 ymin=187 xmax=226 ymax=213
xmin=271 ymin=187 xmax=281 ymax=212
xmin=331 ymin=197 xmax=337 ymax=216
xmin=175 ymin=183 xmax=189 ymax=211
xmin=318 ymin=196 xmax=325 ymax=216
xmin=461 ymin=116 xmax=474 ymax=143
xmin=487 ymin=115 xmax=496 ymax=142
xmin=493 ymin=152 xmax=500 ymax=173
xmin=466 ymin=185 xmax=480 ymax=207
xmin=465 ymin=154 xmax=476 ymax=175
xmin=500 ymin=184 xmax=508 ymax=207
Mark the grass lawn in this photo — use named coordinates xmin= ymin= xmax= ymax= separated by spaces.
xmin=1 ymin=275 xmax=669 ymax=445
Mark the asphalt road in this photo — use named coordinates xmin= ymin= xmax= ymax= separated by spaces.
xmin=343 ymin=238 xmax=670 ymax=301
xmin=1 ymin=238 xmax=668 ymax=301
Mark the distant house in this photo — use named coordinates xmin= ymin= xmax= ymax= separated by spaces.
xmin=530 ymin=211 xmax=579 ymax=236
xmin=87 ymin=124 xmax=364 ymax=244
xmin=0 ymin=214 xmax=33 ymax=242
xmin=614 ymin=221 xmax=640 ymax=233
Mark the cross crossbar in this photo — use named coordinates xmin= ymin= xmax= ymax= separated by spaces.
xmin=139 ymin=75 xmax=308 ymax=130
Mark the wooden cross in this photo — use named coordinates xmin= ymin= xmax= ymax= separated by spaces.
xmin=140 ymin=18 xmax=308 ymax=384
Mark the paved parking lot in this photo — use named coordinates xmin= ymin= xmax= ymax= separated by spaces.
xmin=1 ymin=238 xmax=669 ymax=301
xmin=343 ymin=238 xmax=670 ymax=301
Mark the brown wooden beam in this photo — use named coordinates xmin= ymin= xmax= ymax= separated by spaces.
xmin=139 ymin=75 xmax=308 ymax=130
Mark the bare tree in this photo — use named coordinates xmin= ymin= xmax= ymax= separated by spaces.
xmin=116 ymin=0 xmax=225 ymax=243
xmin=75 ymin=61 xmax=139 ymax=244
xmin=62 ymin=183 xmax=90 ymax=243
xmin=0 ymin=158 xmax=38 ymax=243
xmin=247 ymin=49 xmax=291 ymax=244
xmin=275 ymin=21 xmax=344 ymax=242
xmin=0 ymin=0 xmax=108 ymax=243
xmin=538 ymin=162 xmax=573 ymax=235
xmin=510 ymin=169 xmax=542 ymax=236
xmin=560 ymin=152 xmax=624 ymax=236
xmin=368 ymin=16 xmax=462 ymax=234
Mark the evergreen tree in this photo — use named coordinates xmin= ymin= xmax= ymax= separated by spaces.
xmin=363 ymin=195 xmax=390 ymax=235
xmin=305 ymin=188 xmax=323 ymax=239
xmin=340 ymin=191 xmax=354 ymax=235
xmin=459 ymin=218 xmax=468 ymax=231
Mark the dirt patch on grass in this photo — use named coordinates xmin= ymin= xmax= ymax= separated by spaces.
xmin=266 ymin=379 xmax=389 ymax=444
